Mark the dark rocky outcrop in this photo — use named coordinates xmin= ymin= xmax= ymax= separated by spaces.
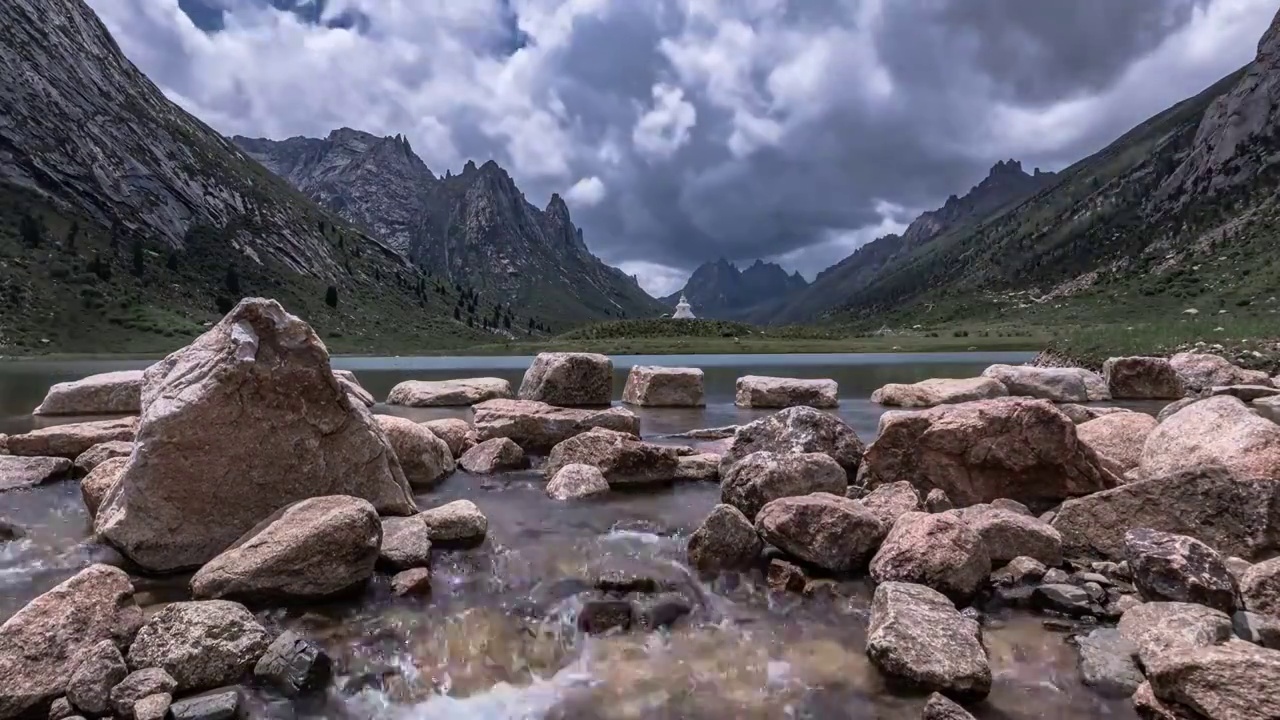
xmin=686 ymin=504 xmax=763 ymax=573
xmin=1125 ymin=528 xmax=1240 ymax=613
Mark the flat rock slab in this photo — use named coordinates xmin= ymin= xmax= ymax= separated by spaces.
xmin=6 ymin=418 xmax=138 ymax=459
xmin=981 ymin=364 xmax=1109 ymax=402
xmin=545 ymin=429 xmax=684 ymax=487
xmin=1209 ymin=384 xmax=1280 ymax=401
xmin=621 ymin=366 xmax=705 ymax=407
xmin=0 ymin=455 xmax=73 ymax=491
xmin=472 ymin=399 xmax=640 ymax=454
xmin=735 ymin=375 xmax=838 ymax=409
xmin=871 ymin=377 xmax=1007 ymax=408
xmin=386 ymin=378 xmax=512 ymax=407
xmin=33 ymin=370 xmax=144 ymax=416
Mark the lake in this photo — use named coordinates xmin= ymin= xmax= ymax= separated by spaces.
xmin=0 ymin=351 xmax=1141 ymax=720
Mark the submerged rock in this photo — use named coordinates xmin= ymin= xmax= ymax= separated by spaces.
xmin=1104 ymin=357 xmax=1186 ymax=400
xmin=1169 ymin=352 xmax=1272 ymax=394
xmin=73 ymin=440 xmax=134 ymax=475
xmin=755 ymin=493 xmax=885 ymax=572
xmin=545 ymin=463 xmax=610 ymax=500
xmin=870 ymin=512 xmax=991 ymax=602
xmin=544 ymin=429 xmax=683 ymax=486
xmin=518 ymin=352 xmax=613 ymax=406
xmin=126 ymin=601 xmax=269 ymax=694
xmin=720 ymin=406 xmax=865 ymax=481
xmin=1076 ymin=412 xmax=1158 ymax=478
xmin=1146 ymin=641 xmax=1280 ymax=720
xmin=734 ymin=375 xmax=838 ymax=409
xmin=866 ymin=582 xmax=991 ymax=702
xmin=374 ymin=415 xmax=454 ymax=490
xmin=6 ymin=418 xmax=138 ymax=459
xmin=459 ymin=437 xmax=526 ymax=474
xmin=0 ymin=564 xmax=142 ymax=720
xmin=391 ymin=568 xmax=433 ymax=597
xmin=190 ymin=496 xmax=381 ymax=602
xmin=1125 ymin=528 xmax=1240 ymax=613
xmin=252 ymin=631 xmax=332 ymax=696
xmin=720 ymin=451 xmax=847 ymax=520
xmin=860 ymin=398 xmax=1115 ymax=509
xmin=33 ymin=370 xmax=145 ymax=416
xmin=1075 ymin=627 xmax=1144 ymax=698
xmin=95 ymin=299 xmax=415 ymax=573
xmin=621 ymin=366 xmax=705 ymax=407
xmin=981 ymin=364 xmax=1109 ymax=402
xmin=686 ymin=504 xmax=763 ymax=573
xmin=0 ymin=455 xmax=73 ymax=492
xmin=870 ymin=377 xmax=1007 ymax=408
xmin=471 ymin=399 xmax=639 ymax=453
xmin=386 ymin=378 xmax=512 ymax=407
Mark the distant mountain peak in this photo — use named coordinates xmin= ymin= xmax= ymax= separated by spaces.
xmin=662 ymin=258 xmax=808 ymax=321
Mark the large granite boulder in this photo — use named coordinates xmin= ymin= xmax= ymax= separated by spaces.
xmin=734 ymin=375 xmax=838 ymax=409
xmin=421 ymin=418 xmax=476 ymax=458
xmin=1076 ymin=412 xmax=1158 ymax=478
xmin=866 ymin=582 xmax=991 ymax=702
xmin=545 ymin=463 xmax=610 ymax=500
xmin=66 ymin=640 xmax=129 ymax=716
xmin=954 ymin=505 xmax=1062 ymax=566
xmin=870 ymin=377 xmax=1007 ymax=408
xmin=0 ymin=565 xmax=143 ymax=720
xmin=1136 ymin=395 xmax=1280 ymax=485
xmin=720 ymin=451 xmax=847 ymax=520
xmin=1125 ymin=528 xmax=1240 ymax=613
xmin=459 ymin=437 xmax=527 ymax=474
xmin=981 ymin=364 xmax=1110 ymax=402
xmin=374 ymin=415 xmax=454 ymax=490
xmin=1170 ymin=352 xmax=1272 ymax=394
xmin=190 ymin=496 xmax=380 ymax=603
xmin=1118 ymin=601 xmax=1234 ymax=670
xmin=81 ymin=456 xmax=127 ymax=518
xmin=1103 ymin=357 xmax=1185 ymax=400
xmin=471 ymin=399 xmax=639 ymax=453
xmin=518 ymin=353 xmax=613 ymax=406
xmin=386 ymin=378 xmax=512 ymax=407
xmin=1053 ymin=466 xmax=1280 ymax=561
xmin=621 ymin=366 xmax=705 ymax=407
xmin=687 ymin=504 xmax=764 ymax=573
xmin=126 ymin=601 xmax=268 ymax=694
xmin=6 ymin=418 xmax=138 ymax=459
xmin=870 ymin=512 xmax=991 ymax=602
xmin=73 ymin=440 xmax=134 ymax=475
xmin=0 ymin=455 xmax=72 ymax=492
xmin=858 ymin=481 xmax=922 ymax=528
xmin=674 ymin=453 xmax=720 ymax=482
xmin=544 ymin=429 xmax=683 ymax=487
xmin=94 ymin=299 xmax=416 ymax=573
xmin=1146 ymin=641 xmax=1280 ymax=720
xmin=1241 ymin=558 xmax=1280 ymax=617
xmin=720 ymin=406 xmax=864 ymax=481
xmin=755 ymin=493 xmax=885 ymax=572
xmin=860 ymin=399 xmax=1115 ymax=509
xmin=33 ymin=370 xmax=145 ymax=416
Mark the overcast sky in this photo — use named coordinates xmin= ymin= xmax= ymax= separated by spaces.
xmin=87 ymin=0 xmax=1276 ymax=296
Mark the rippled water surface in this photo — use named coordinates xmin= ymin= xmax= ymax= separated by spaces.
xmin=0 ymin=352 xmax=1140 ymax=719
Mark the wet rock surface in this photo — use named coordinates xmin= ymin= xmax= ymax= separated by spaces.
xmin=866 ymin=582 xmax=991 ymax=702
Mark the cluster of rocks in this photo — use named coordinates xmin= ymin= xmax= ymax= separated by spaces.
xmin=686 ymin=363 xmax=1280 ymax=716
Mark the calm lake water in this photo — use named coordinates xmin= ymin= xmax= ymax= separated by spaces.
xmin=0 ymin=351 xmax=1142 ymax=720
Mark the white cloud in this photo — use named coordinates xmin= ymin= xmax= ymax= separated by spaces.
xmin=565 ymin=176 xmax=607 ymax=206
xmin=615 ymin=260 xmax=690 ymax=297
xmin=632 ymin=83 xmax=698 ymax=160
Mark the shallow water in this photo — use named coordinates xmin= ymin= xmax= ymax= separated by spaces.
xmin=0 ymin=352 xmax=1141 ymax=719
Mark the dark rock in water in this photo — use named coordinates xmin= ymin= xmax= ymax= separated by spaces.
xmin=1124 ymin=528 xmax=1240 ymax=613
xmin=1074 ymin=628 xmax=1145 ymax=697
xmin=390 ymin=568 xmax=433 ymax=598
xmin=1234 ymin=610 xmax=1280 ymax=649
xmin=578 ymin=599 xmax=633 ymax=635
xmin=1032 ymin=584 xmax=1099 ymax=618
xmin=767 ymin=558 xmax=808 ymax=593
xmin=921 ymin=692 xmax=976 ymax=720
xmin=167 ymin=687 xmax=243 ymax=720
xmin=637 ymin=594 xmax=694 ymax=630
xmin=595 ymin=569 xmax=661 ymax=594
xmin=252 ymin=631 xmax=332 ymax=696
xmin=687 ymin=504 xmax=763 ymax=574
xmin=0 ymin=518 xmax=22 ymax=542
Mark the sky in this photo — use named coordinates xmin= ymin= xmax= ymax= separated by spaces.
xmin=86 ymin=0 xmax=1277 ymax=297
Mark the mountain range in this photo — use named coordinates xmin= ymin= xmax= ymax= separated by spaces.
xmin=659 ymin=259 xmax=808 ymax=321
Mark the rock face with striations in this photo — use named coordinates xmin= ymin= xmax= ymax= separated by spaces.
xmin=861 ymin=399 xmax=1115 ymax=509
xmin=95 ymin=299 xmax=416 ymax=573
xmin=621 ymin=366 xmax=705 ymax=407
xmin=471 ymin=399 xmax=639 ymax=453
xmin=518 ymin=353 xmax=613 ymax=406
xmin=33 ymin=370 xmax=145 ymax=416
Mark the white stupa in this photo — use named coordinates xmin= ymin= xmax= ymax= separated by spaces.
xmin=672 ymin=293 xmax=696 ymax=319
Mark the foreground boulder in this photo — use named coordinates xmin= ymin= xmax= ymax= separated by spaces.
xmin=735 ymin=375 xmax=838 ymax=409
xmin=545 ymin=463 xmax=609 ymax=500
xmin=1241 ymin=558 xmax=1280 ymax=617
xmin=870 ymin=377 xmax=1007 ymax=408
xmin=386 ymin=378 xmax=512 ymax=407
xmin=544 ymin=429 xmax=684 ymax=486
xmin=720 ymin=406 xmax=864 ymax=481
xmin=126 ymin=601 xmax=269 ymax=693
xmin=374 ymin=415 xmax=455 ymax=489
xmin=0 ymin=455 xmax=72 ymax=492
xmin=472 ymin=399 xmax=639 ymax=453
xmin=1118 ymin=602 xmax=1234 ymax=670
xmin=191 ymin=496 xmax=380 ymax=603
xmin=1058 ymin=404 xmax=1132 ymax=424
xmin=0 ymin=565 xmax=143 ymax=720
xmin=1170 ymin=352 xmax=1272 ymax=394
xmin=1146 ymin=641 xmax=1280 ymax=720
xmin=954 ymin=505 xmax=1062 ymax=566
xmin=858 ymin=481 xmax=922 ymax=528
xmin=94 ymin=299 xmax=416 ymax=573
xmin=1076 ymin=412 xmax=1158 ymax=478
xmin=417 ymin=500 xmax=487 ymax=543
xmin=861 ymin=399 xmax=1114 ymax=509
xmin=109 ymin=668 xmax=176 ymax=720
xmin=1136 ymin=395 xmax=1280 ymax=485
xmin=6 ymin=417 xmax=138 ymax=459
xmin=81 ymin=457 xmax=127 ymax=518
xmin=377 ymin=516 xmax=433 ymax=571
xmin=981 ymin=364 xmax=1109 ymax=402
xmin=1125 ymin=528 xmax=1240 ymax=613
xmin=756 ymin=494 xmax=885 ymax=572
xmin=922 ymin=693 xmax=976 ymax=720
xmin=720 ymin=451 xmax=847 ymax=520
xmin=421 ymin=418 xmax=476 ymax=458
xmin=621 ymin=366 xmax=705 ymax=407
xmin=866 ymin=582 xmax=991 ymax=702
xmin=1103 ymin=357 xmax=1185 ymax=400
xmin=1053 ymin=466 xmax=1280 ymax=561
xmin=870 ymin=512 xmax=991 ymax=602
xmin=73 ymin=440 xmax=134 ymax=475
xmin=66 ymin=640 xmax=128 ymax=715
xmin=687 ymin=504 xmax=763 ymax=573
xmin=459 ymin=437 xmax=526 ymax=474
xmin=518 ymin=352 xmax=613 ymax=406
xmin=33 ymin=370 xmax=145 ymax=416
xmin=253 ymin=631 xmax=333 ymax=697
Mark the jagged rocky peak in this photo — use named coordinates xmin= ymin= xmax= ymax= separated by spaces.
xmin=664 ymin=257 xmax=808 ymax=321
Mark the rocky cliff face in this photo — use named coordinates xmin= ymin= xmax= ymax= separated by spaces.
xmin=0 ymin=0 xmax=486 ymax=354
xmin=234 ymin=134 xmax=664 ymax=326
xmin=662 ymin=259 xmax=809 ymax=321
